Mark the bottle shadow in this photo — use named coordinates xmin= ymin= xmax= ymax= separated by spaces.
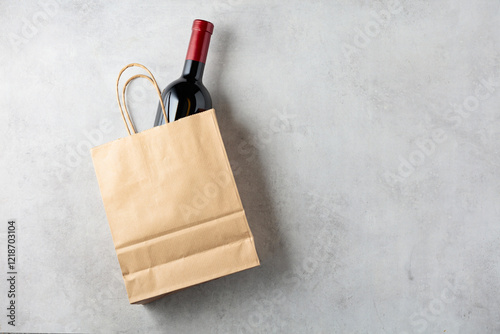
xmin=143 ymin=28 xmax=290 ymax=320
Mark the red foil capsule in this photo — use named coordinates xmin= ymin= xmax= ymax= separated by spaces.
xmin=185 ymin=19 xmax=214 ymax=64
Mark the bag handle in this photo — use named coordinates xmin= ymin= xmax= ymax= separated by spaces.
xmin=116 ymin=63 xmax=168 ymax=135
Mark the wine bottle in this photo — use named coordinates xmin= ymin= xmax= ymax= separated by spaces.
xmin=154 ymin=19 xmax=214 ymax=125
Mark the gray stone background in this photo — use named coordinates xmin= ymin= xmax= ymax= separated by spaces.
xmin=1 ymin=0 xmax=499 ymax=333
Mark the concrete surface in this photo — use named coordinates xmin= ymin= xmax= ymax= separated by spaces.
xmin=1 ymin=0 xmax=500 ymax=333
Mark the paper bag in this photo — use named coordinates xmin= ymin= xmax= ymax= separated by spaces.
xmin=91 ymin=64 xmax=260 ymax=304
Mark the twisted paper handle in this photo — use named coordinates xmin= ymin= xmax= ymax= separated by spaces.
xmin=116 ymin=63 xmax=167 ymax=135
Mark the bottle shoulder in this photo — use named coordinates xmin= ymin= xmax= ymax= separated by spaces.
xmin=163 ymin=77 xmax=210 ymax=94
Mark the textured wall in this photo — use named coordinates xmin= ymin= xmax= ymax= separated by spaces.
xmin=0 ymin=0 xmax=499 ymax=333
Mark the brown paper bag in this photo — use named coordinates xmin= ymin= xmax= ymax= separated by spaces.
xmin=91 ymin=64 xmax=260 ymax=304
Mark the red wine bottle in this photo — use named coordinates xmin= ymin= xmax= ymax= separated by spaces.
xmin=154 ymin=19 xmax=214 ymax=125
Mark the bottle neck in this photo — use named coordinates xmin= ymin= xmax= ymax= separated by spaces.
xmin=183 ymin=20 xmax=212 ymax=81
xmin=181 ymin=59 xmax=205 ymax=81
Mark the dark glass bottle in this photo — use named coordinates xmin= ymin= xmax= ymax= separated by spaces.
xmin=154 ymin=19 xmax=214 ymax=125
